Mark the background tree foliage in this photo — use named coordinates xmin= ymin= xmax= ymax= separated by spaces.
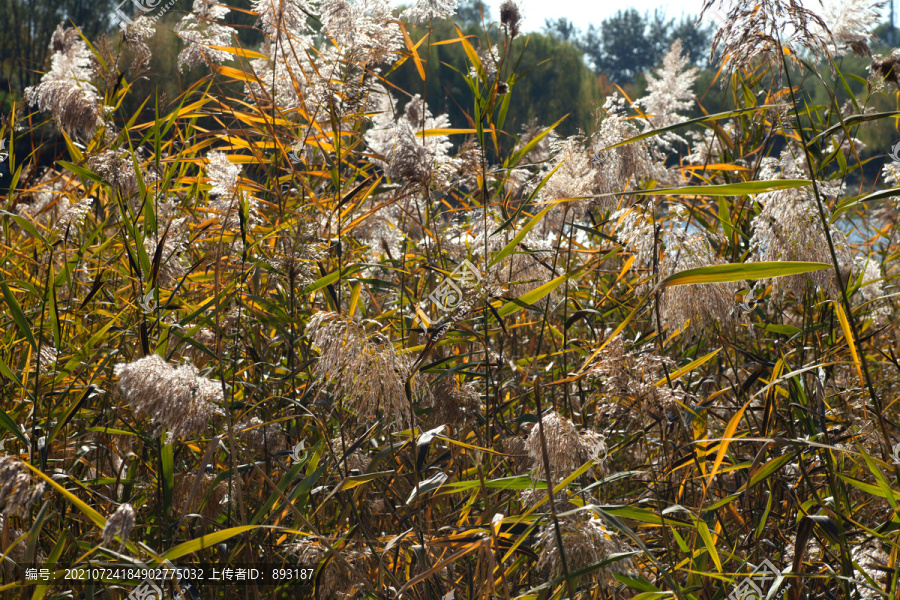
xmin=0 ymin=0 xmax=113 ymax=97
xmin=386 ymin=16 xmax=602 ymax=140
xmin=544 ymin=10 xmax=713 ymax=83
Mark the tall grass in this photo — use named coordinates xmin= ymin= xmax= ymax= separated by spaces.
xmin=0 ymin=1 xmax=899 ymax=599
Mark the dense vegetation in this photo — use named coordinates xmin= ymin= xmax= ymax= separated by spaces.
xmin=1 ymin=0 xmax=900 ymax=599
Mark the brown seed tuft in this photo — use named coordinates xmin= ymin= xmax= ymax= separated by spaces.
xmin=0 ymin=456 xmax=46 ymax=517
xmin=101 ymin=503 xmax=135 ymax=546
xmin=499 ymin=1 xmax=522 ymax=38
xmin=114 ymin=354 xmax=225 ymax=441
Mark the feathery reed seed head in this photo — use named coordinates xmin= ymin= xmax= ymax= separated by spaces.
xmin=123 ymin=17 xmax=155 ymax=72
xmin=525 ymin=412 xmax=607 ymax=482
xmin=24 ymin=24 xmax=104 ymax=136
xmin=634 ymin=39 xmax=699 ymax=149
xmin=102 ymin=503 xmax=135 ymax=546
xmin=660 ymin=212 xmax=744 ymax=335
xmin=174 ymin=1 xmax=237 ymax=72
xmin=750 ymin=181 xmax=851 ymax=298
xmin=587 ymin=335 xmax=685 ymax=419
xmin=0 ymin=456 xmax=46 ymax=517
xmin=114 ymin=354 xmax=225 ymax=441
xmin=818 ymin=0 xmax=880 ymax=56
xmin=206 ymin=151 xmax=241 ymax=198
xmin=402 ymin=0 xmax=459 ymax=23
xmin=499 ymin=1 xmax=522 ymax=38
xmin=702 ymin=0 xmax=834 ymax=78
xmin=537 ymin=513 xmax=635 ymax=584
xmin=89 ymin=150 xmax=139 ymax=196
xmin=307 ymin=311 xmax=414 ymax=424
xmin=427 ymin=377 xmax=482 ymax=430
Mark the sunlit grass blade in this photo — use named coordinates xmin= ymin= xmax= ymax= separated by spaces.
xmin=661 ymin=261 xmax=832 ymax=287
